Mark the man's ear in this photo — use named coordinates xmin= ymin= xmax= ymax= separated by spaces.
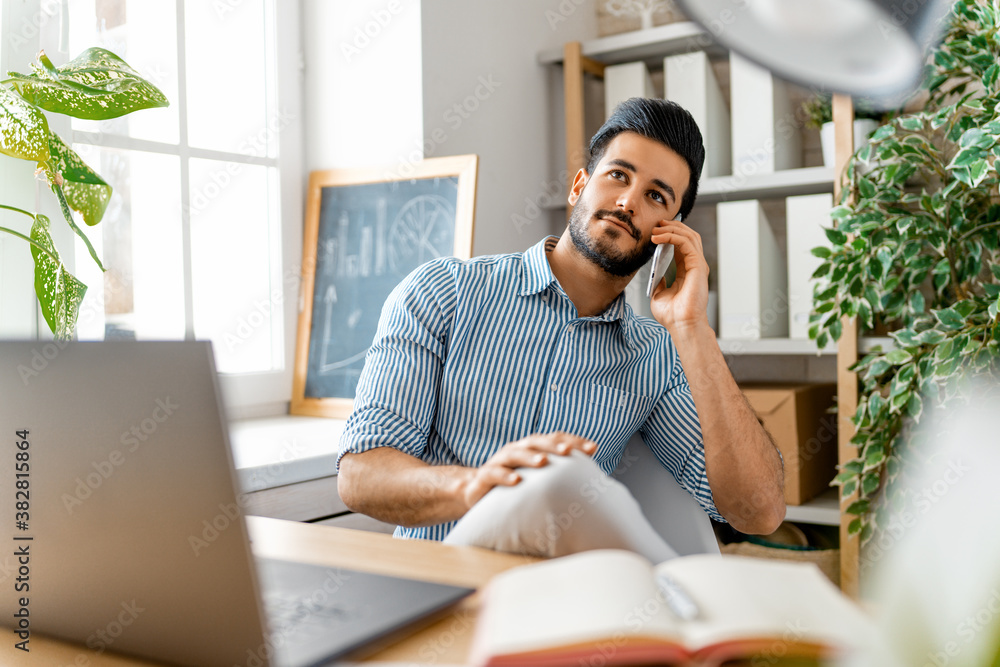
xmin=567 ymin=168 xmax=589 ymax=207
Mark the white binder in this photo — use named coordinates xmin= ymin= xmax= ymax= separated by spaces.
xmin=786 ymin=193 xmax=834 ymax=339
xmin=717 ymin=199 xmax=789 ymax=339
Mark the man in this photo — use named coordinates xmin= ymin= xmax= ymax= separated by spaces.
xmin=337 ymin=98 xmax=784 ymax=559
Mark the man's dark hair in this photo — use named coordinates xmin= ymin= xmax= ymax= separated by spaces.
xmin=586 ymin=97 xmax=705 ymax=221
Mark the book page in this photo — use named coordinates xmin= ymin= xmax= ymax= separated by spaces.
xmin=478 ymin=549 xmax=680 ymax=657
xmin=656 ymin=555 xmax=874 ymax=654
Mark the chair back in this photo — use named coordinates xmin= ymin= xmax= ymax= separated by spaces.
xmin=612 ymin=434 xmax=721 ymax=556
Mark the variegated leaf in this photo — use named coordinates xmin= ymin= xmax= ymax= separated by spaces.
xmin=45 ymin=133 xmax=111 ymax=226
xmin=0 ymin=86 xmax=50 ymax=161
xmin=8 ymin=48 xmax=168 ymax=120
xmin=29 ymin=214 xmax=88 ymax=339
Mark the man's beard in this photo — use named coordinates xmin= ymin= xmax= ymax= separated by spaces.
xmin=568 ymin=204 xmax=656 ymax=277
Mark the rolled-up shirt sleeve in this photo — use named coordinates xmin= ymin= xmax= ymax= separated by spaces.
xmin=640 ymin=347 xmax=725 ymax=523
xmin=336 ymin=258 xmax=458 ymax=469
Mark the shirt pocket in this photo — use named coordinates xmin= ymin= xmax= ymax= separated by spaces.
xmin=584 ymin=383 xmax=654 ymax=454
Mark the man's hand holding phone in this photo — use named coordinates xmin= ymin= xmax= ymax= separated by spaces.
xmin=648 ymin=213 xmax=712 ymax=336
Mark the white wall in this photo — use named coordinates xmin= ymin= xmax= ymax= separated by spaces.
xmin=302 ymin=0 xmax=598 ymax=256
xmin=421 ymin=1 xmax=597 ymax=256
xmin=302 ymin=0 xmax=424 ymax=171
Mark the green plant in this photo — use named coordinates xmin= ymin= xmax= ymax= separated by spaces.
xmin=809 ymin=0 xmax=1000 ymax=542
xmin=0 ymin=48 xmax=167 ymax=338
xmin=801 ymin=94 xmax=834 ymax=130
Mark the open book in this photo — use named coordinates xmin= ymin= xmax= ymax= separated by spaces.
xmin=470 ymin=550 xmax=875 ymax=667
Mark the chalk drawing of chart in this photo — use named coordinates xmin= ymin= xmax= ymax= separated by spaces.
xmin=387 ymin=194 xmax=456 ymax=273
xmin=305 ymin=178 xmax=458 ymax=400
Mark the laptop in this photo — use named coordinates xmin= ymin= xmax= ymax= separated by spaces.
xmin=0 ymin=341 xmax=473 ymax=666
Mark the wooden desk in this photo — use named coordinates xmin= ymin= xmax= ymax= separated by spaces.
xmin=0 ymin=516 xmax=537 ymax=666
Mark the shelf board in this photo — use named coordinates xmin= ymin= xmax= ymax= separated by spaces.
xmin=537 ymin=21 xmax=722 ymax=67
xmin=717 ymin=337 xmax=835 ymax=356
xmin=542 ymin=167 xmax=835 ymax=210
xmin=698 ymin=166 xmax=835 ymax=204
xmin=784 ymin=488 xmax=841 ymax=526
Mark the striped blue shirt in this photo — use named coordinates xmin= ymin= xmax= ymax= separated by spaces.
xmin=338 ymin=236 xmax=723 ymax=540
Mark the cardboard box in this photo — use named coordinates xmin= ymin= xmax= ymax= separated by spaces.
xmin=741 ymin=383 xmax=838 ymax=505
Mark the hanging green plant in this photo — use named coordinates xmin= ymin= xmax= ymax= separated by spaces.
xmin=0 ymin=48 xmax=168 ymax=338
xmin=808 ymin=0 xmax=1000 ymax=543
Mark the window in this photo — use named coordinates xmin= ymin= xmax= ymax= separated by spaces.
xmin=64 ymin=0 xmax=302 ymax=410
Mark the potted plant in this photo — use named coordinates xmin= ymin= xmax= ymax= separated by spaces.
xmin=0 ymin=48 xmax=167 ymax=339
xmin=808 ymin=0 xmax=1000 ymax=544
xmin=603 ymin=0 xmax=682 ymax=31
xmin=802 ymin=93 xmax=885 ymax=168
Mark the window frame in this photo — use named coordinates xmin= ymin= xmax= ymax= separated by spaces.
xmin=66 ymin=1 xmax=303 ymax=415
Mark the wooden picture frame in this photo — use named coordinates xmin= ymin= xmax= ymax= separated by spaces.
xmin=291 ymin=155 xmax=478 ymax=418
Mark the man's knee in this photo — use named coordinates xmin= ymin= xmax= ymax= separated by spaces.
xmin=517 ymin=451 xmax=609 ymax=511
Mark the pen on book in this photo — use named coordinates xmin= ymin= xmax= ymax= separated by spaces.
xmin=656 ymin=572 xmax=700 ymax=621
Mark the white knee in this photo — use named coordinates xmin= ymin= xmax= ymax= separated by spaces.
xmin=512 ymin=450 xmax=610 ymax=512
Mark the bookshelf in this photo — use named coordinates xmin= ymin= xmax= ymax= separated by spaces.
xmin=541 ymin=25 xmax=862 ymax=593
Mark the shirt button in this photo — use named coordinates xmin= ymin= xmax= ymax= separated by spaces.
xmin=540 ymin=292 xmax=548 ymax=301
xmin=550 ymin=383 xmax=558 ymax=393
xmin=618 ymin=396 xmax=628 ymax=408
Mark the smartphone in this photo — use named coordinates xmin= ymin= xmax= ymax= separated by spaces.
xmin=646 ymin=214 xmax=681 ymax=298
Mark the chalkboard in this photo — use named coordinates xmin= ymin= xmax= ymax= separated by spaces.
xmin=291 ymin=155 xmax=478 ymax=418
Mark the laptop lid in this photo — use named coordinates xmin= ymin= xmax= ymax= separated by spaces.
xmin=0 ymin=341 xmax=273 ymax=665
xmin=1 ymin=340 xmax=476 ymax=666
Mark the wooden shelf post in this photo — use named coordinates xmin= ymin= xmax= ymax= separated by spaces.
xmin=562 ymin=42 xmax=605 ymax=203
xmin=832 ymin=93 xmax=860 ymax=598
